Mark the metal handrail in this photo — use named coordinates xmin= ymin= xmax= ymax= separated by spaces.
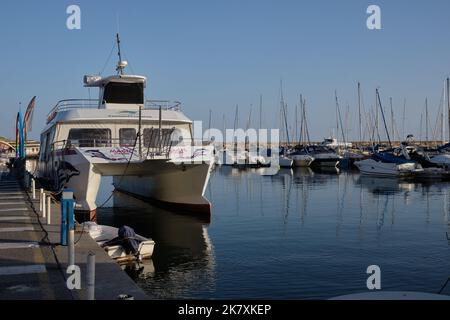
xmin=47 ymin=99 xmax=182 ymax=119
xmin=47 ymin=99 xmax=99 ymax=117
xmin=144 ymin=100 xmax=181 ymax=111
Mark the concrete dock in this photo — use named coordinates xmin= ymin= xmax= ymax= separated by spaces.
xmin=0 ymin=168 xmax=148 ymax=300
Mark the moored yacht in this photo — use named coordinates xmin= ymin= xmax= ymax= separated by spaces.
xmin=304 ymin=145 xmax=342 ymax=168
xmin=37 ymin=35 xmax=214 ymax=221
xmin=354 ymin=148 xmax=421 ymax=177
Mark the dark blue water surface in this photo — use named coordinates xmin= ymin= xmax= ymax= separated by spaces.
xmin=97 ymin=166 xmax=450 ymax=299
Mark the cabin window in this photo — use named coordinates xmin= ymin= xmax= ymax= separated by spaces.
xmin=143 ymin=128 xmax=176 ymax=148
xmin=67 ymin=129 xmax=111 ymax=147
xmin=119 ymin=128 xmax=136 ymax=146
xmin=103 ymin=82 xmax=144 ymax=104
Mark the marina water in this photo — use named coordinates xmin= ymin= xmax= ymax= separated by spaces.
xmin=96 ymin=166 xmax=450 ymax=299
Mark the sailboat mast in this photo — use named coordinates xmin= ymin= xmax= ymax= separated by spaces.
xmin=335 ymin=92 xmax=347 ymax=150
xmin=390 ymin=97 xmax=394 ymax=142
xmin=208 ymin=109 xmax=212 ymax=141
xmin=303 ymin=98 xmax=311 ymax=144
xmin=425 ymin=98 xmax=429 ymax=143
xmin=358 ymin=82 xmax=362 ymax=142
xmin=222 ymin=114 xmax=226 ymax=149
xmin=258 ymin=95 xmax=262 ymax=151
xmin=402 ymin=99 xmax=406 ymax=139
xmin=295 ymin=103 xmax=298 ymax=145
xmin=447 ymin=77 xmax=450 ymax=141
xmin=376 ymin=89 xmax=392 ymax=148
xmin=442 ymin=80 xmax=446 ymax=144
xmin=283 ymin=103 xmax=290 ymax=145
xmin=299 ymin=94 xmax=304 ymax=144
xmin=234 ymin=104 xmax=238 ymax=151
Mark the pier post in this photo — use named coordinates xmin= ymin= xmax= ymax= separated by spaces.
xmin=39 ymin=188 xmax=43 ymax=212
xmin=42 ymin=193 xmax=46 ymax=219
xmin=46 ymin=195 xmax=51 ymax=225
xmin=87 ymin=252 xmax=95 ymax=300
xmin=60 ymin=189 xmax=74 ymax=246
xmin=61 ymin=190 xmax=75 ymax=266
xmin=31 ymin=178 xmax=35 ymax=199
xmin=68 ymin=228 xmax=75 ymax=266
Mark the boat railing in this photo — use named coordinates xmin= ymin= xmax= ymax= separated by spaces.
xmin=52 ymin=136 xmax=174 ymax=159
xmin=46 ymin=99 xmax=182 ymax=121
xmin=144 ymin=100 xmax=182 ymax=111
xmin=47 ymin=99 xmax=100 ymax=116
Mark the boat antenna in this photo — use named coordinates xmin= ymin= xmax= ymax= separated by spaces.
xmin=376 ymin=88 xmax=392 ymax=148
xmin=116 ymin=33 xmax=127 ymax=75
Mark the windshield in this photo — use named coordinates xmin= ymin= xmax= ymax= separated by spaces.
xmin=103 ymin=82 xmax=144 ymax=104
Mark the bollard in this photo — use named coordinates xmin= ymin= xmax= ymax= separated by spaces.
xmin=39 ymin=188 xmax=44 ymax=212
xmin=68 ymin=227 xmax=75 ymax=266
xmin=61 ymin=189 xmax=75 ymax=267
xmin=60 ymin=190 xmax=74 ymax=245
xmin=42 ymin=193 xmax=46 ymax=219
xmin=87 ymin=252 xmax=96 ymax=300
xmin=31 ymin=178 xmax=36 ymax=199
xmin=46 ymin=195 xmax=51 ymax=225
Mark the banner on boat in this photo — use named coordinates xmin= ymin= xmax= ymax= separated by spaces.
xmin=79 ymin=146 xmax=214 ymax=164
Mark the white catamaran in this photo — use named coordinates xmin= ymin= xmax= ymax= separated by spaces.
xmin=37 ymin=35 xmax=214 ymax=221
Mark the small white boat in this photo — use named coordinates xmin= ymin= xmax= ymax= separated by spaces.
xmin=354 ymin=158 xmax=419 ymax=177
xmin=81 ymin=222 xmax=155 ymax=262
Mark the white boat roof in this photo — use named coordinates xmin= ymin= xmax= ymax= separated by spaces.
xmin=84 ymin=74 xmax=147 ymax=87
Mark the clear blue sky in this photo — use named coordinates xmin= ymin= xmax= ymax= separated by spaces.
xmin=1 ymin=0 xmax=450 ymax=141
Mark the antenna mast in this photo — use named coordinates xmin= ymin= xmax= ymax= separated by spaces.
xmin=116 ymin=33 xmax=127 ymax=75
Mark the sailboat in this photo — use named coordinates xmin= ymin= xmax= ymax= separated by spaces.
xmin=354 ymin=89 xmax=422 ymax=177
xmin=277 ymin=82 xmax=293 ymax=168
xmin=288 ymin=96 xmax=315 ymax=167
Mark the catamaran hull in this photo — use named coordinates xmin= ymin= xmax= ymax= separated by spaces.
xmin=37 ymin=146 xmax=214 ymax=220
xmin=114 ymin=162 xmax=212 ymax=214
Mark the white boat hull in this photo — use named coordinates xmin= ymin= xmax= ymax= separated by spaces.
xmin=290 ymin=154 xmax=314 ymax=167
xmin=354 ymin=158 xmax=418 ymax=177
xmin=39 ymin=145 xmax=214 ymax=219
xmin=83 ymin=222 xmax=155 ymax=262
xmin=114 ymin=160 xmax=212 ymax=213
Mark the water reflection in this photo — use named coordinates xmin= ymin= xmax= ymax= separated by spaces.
xmin=356 ymin=176 xmax=415 ymax=195
xmin=97 ymin=192 xmax=215 ymax=299
xmin=97 ymin=166 xmax=450 ymax=299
